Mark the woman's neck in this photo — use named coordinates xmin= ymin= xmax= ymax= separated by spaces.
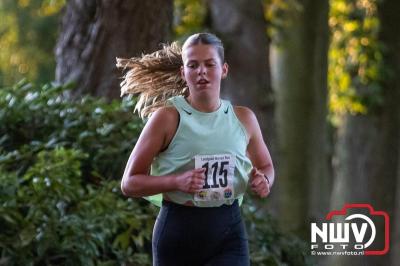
xmin=186 ymin=95 xmax=221 ymax=113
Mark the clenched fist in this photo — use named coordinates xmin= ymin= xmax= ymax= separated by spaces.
xmin=175 ymin=168 xmax=206 ymax=194
xmin=249 ymin=167 xmax=270 ymax=198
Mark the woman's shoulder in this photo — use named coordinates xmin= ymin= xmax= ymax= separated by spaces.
xmin=233 ymin=106 xmax=256 ymax=121
xmin=150 ymin=106 xmax=179 ymax=150
xmin=233 ymin=106 xmax=259 ymax=137
xmin=150 ymin=106 xmax=179 ymax=125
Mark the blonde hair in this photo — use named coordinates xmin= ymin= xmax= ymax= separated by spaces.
xmin=116 ymin=33 xmax=224 ymax=119
xmin=116 ymin=42 xmax=187 ymax=118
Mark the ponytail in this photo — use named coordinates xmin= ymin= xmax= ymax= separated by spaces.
xmin=116 ymin=42 xmax=187 ymax=119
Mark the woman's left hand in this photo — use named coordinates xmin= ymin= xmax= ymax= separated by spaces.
xmin=249 ymin=167 xmax=270 ymax=198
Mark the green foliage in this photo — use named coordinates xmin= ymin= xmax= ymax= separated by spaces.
xmin=0 ymin=0 xmax=64 ymax=86
xmin=0 ymin=80 xmax=143 ymax=180
xmin=0 ymin=81 xmax=151 ymax=264
xmin=329 ymin=0 xmax=385 ymax=124
xmin=173 ymin=0 xmax=207 ymax=40
xmin=263 ymin=0 xmax=302 ymax=43
xmin=0 ymin=81 xmax=155 ymax=265
xmin=0 ymin=148 xmax=156 ymax=265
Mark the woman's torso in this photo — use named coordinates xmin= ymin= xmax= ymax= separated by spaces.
xmin=147 ymin=95 xmax=252 ymax=207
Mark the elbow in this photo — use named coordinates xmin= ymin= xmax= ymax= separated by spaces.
xmin=121 ymin=176 xmax=141 ymax=198
xmin=120 ymin=181 xmax=130 ymax=197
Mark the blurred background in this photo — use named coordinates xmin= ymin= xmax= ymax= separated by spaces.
xmin=1 ymin=0 xmax=399 ymax=265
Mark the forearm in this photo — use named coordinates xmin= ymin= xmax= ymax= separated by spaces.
xmin=121 ymin=174 xmax=177 ymax=198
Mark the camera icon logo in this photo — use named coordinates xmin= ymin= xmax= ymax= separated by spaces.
xmin=311 ymin=203 xmax=389 ymax=256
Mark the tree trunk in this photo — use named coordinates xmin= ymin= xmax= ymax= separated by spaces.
xmin=271 ymin=0 xmax=330 ymax=238
xmin=329 ymin=0 xmax=400 ymax=265
xmin=328 ymin=114 xmax=393 ymax=264
xmin=55 ymin=0 xmax=173 ymax=99
xmin=377 ymin=1 xmax=400 ymax=266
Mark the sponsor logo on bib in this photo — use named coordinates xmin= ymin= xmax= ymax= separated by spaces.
xmin=224 ymin=188 xmax=233 ymax=199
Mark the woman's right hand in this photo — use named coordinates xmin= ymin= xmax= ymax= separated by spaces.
xmin=175 ymin=168 xmax=206 ymax=193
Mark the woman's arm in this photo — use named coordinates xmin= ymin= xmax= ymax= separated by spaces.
xmin=234 ymin=106 xmax=275 ymax=197
xmin=121 ymin=107 xmax=205 ymax=197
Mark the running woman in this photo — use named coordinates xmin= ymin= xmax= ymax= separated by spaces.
xmin=118 ymin=32 xmax=274 ymax=266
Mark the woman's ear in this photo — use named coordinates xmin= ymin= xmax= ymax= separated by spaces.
xmin=222 ymin=63 xmax=229 ymax=79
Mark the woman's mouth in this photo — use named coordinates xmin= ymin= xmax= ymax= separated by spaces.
xmin=197 ymin=79 xmax=209 ymax=85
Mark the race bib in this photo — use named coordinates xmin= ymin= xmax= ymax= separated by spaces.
xmin=194 ymin=154 xmax=236 ymax=201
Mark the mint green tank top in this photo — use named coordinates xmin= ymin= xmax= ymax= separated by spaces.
xmin=146 ymin=95 xmax=252 ymax=207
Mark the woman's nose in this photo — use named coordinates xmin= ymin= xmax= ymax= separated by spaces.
xmin=198 ymin=65 xmax=206 ymax=75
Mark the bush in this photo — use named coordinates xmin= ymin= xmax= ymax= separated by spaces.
xmin=0 ymin=148 xmax=156 ymax=265
xmin=0 ymin=80 xmax=143 ymax=180
xmin=0 ymin=81 xmax=155 ymax=265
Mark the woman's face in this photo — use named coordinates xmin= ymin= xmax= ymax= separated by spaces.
xmin=181 ymin=44 xmax=228 ymax=97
